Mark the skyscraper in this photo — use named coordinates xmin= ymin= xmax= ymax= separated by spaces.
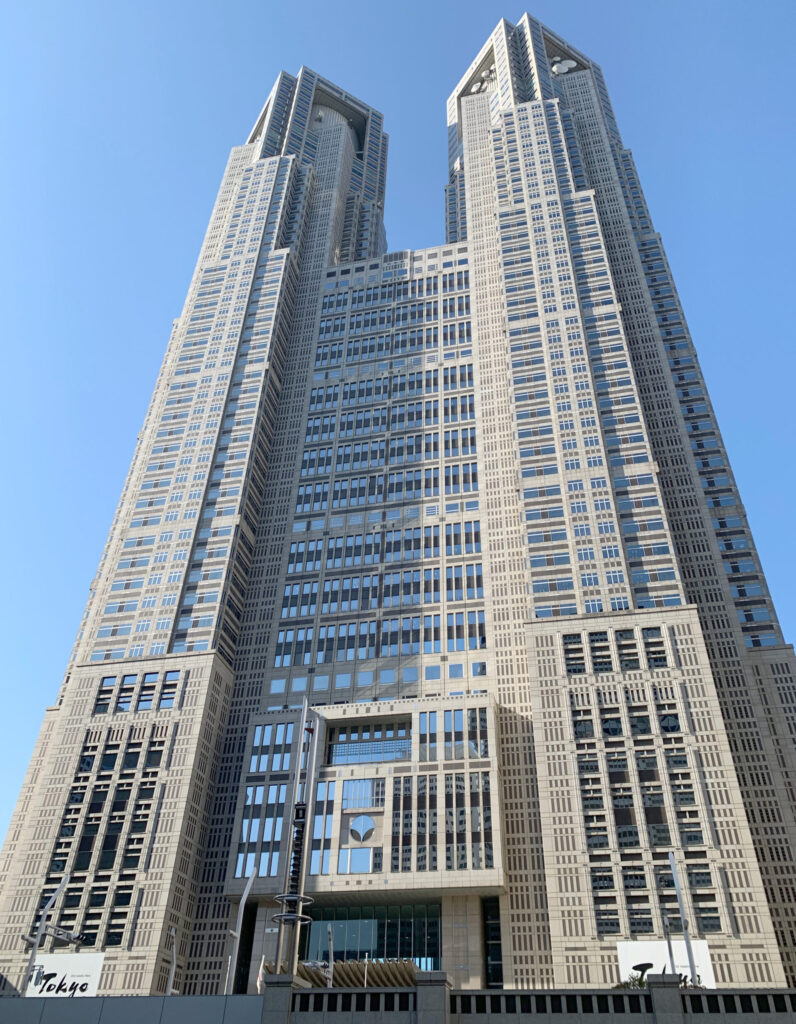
xmin=2 ymin=11 xmax=795 ymax=997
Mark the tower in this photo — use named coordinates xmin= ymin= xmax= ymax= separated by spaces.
xmin=1 ymin=13 xmax=795 ymax=996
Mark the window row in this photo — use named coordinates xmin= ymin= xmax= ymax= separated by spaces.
xmin=295 ymin=464 xmax=478 ymax=511
xmin=274 ymin=611 xmax=487 ymax=666
xmin=299 ymin=430 xmax=478 ymax=476
xmin=280 ymin=564 xmax=483 ymax=617
xmin=93 ymin=670 xmax=180 ymax=715
xmin=287 ymin=521 xmax=481 ymax=572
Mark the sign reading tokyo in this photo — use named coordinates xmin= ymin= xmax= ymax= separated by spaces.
xmin=617 ymin=940 xmax=716 ymax=988
xmin=26 ymin=953 xmax=105 ymax=998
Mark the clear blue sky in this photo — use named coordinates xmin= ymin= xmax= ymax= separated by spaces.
xmin=0 ymin=0 xmax=794 ymax=841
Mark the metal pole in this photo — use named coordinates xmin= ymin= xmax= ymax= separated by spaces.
xmin=289 ymin=712 xmax=318 ymax=975
xmin=256 ymin=955 xmax=265 ymax=995
xmin=256 ymin=912 xmax=270 ymax=993
xmin=364 ymin=952 xmax=369 ymax=988
xmin=167 ymin=926 xmax=177 ymax=995
xmin=669 ymin=852 xmax=697 ymax=984
xmin=327 ymin=924 xmax=334 ymax=988
xmin=275 ymin=698 xmax=308 ymax=973
xmin=226 ymin=867 xmax=256 ymax=995
xmin=662 ymin=913 xmax=676 ymax=975
xmin=22 ymin=874 xmax=69 ymax=997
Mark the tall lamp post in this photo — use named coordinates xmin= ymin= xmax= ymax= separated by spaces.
xmin=20 ymin=874 xmax=70 ymax=997
xmin=273 ymin=709 xmax=319 ymax=976
xmin=669 ymin=852 xmax=698 ymax=985
xmin=225 ymin=868 xmax=257 ymax=995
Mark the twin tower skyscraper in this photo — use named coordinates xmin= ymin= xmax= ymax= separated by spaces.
xmin=2 ymin=12 xmax=795 ymax=996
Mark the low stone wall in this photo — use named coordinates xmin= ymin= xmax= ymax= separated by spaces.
xmin=5 ymin=972 xmax=796 ymax=1023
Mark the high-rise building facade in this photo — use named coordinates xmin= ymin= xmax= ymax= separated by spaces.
xmin=2 ymin=12 xmax=795 ymax=998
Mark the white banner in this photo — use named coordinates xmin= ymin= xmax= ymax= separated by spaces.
xmin=617 ymin=939 xmax=715 ymax=988
xmin=26 ymin=952 xmax=105 ymax=997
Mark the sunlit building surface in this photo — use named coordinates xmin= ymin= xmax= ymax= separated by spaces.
xmin=2 ymin=13 xmax=796 ymax=996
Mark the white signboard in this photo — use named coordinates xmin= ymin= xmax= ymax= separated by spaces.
xmin=26 ymin=952 xmax=105 ymax=998
xmin=617 ymin=940 xmax=716 ymax=988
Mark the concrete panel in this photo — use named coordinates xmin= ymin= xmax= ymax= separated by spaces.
xmin=0 ymin=999 xmax=45 ymax=1024
xmin=160 ymin=994 xmax=227 ymax=1024
xmin=221 ymin=995 xmax=263 ymax=1024
xmin=99 ymin=995 xmax=166 ymax=1024
xmin=39 ymin=995 xmax=104 ymax=1024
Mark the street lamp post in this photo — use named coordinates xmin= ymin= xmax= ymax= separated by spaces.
xmin=167 ymin=926 xmax=178 ymax=995
xmin=273 ymin=708 xmax=319 ymax=977
xmin=274 ymin=699 xmax=309 ymax=973
xmin=226 ymin=868 xmax=257 ymax=995
xmin=20 ymin=874 xmax=70 ymax=997
xmin=669 ymin=852 xmax=698 ymax=985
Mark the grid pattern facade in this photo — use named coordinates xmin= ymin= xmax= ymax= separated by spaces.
xmin=0 ymin=11 xmax=795 ymax=999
